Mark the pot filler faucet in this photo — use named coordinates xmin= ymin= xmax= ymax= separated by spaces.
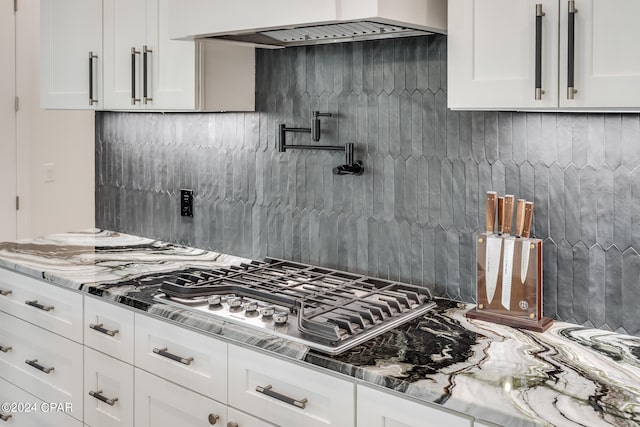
xmin=277 ymin=111 xmax=364 ymax=176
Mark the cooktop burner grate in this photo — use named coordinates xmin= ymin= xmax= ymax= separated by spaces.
xmin=155 ymin=258 xmax=436 ymax=354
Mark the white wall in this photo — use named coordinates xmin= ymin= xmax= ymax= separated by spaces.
xmin=15 ymin=0 xmax=94 ymax=238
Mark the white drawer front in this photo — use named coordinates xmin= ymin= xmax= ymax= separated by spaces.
xmin=227 ymin=408 xmax=277 ymax=427
xmin=228 ymin=345 xmax=355 ymax=427
xmin=84 ymin=347 xmax=134 ymax=427
xmin=134 ymin=368 xmax=227 ymax=427
xmin=0 ymin=268 xmax=82 ymax=342
xmin=0 ymin=377 xmax=82 ymax=427
xmin=134 ymin=314 xmax=227 ymax=402
xmin=0 ymin=312 xmax=83 ymax=421
xmin=356 ymin=385 xmax=472 ymax=427
xmin=84 ymin=297 xmax=134 ymax=363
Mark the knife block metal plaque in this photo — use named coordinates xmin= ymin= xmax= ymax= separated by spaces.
xmin=466 ymin=234 xmax=553 ymax=332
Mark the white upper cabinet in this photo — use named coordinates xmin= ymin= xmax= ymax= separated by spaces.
xmin=42 ymin=0 xmax=254 ymax=111
xmin=40 ymin=0 xmax=102 ymax=109
xmin=448 ymin=0 xmax=640 ymax=110
xmin=559 ymin=0 xmax=640 ymax=108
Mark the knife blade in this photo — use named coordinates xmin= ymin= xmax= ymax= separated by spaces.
xmin=501 ymin=195 xmax=515 ymax=310
xmin=485 ymin=192 xmax=501 ymax=305
xmin=521 ymin=202 xmax=534 ymax=284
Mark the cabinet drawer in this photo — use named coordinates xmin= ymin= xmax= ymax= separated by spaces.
xmin=134 ymin=314 xmax=227 ymax=402
xmin=0 ymin=311 xmax=83 ymax=421
xmin=84 ymin=296 xmax=134 ymax=363
xmin=0 ymin=268 xmax=82 ymax=342
xmin=134 ymin=368 xmax=227 ymax=427
xmin=84 ymin=347 xmax=134 ymax=427
xmin=228 ymin=345 xmax=355 ymax=427
xmin=0 ymin=377 xmax=82 ymax=427
xmin=356 ymin=385 xmax=472 ymax=427
xmin=227 ymin=408 xmax=276 ymax=427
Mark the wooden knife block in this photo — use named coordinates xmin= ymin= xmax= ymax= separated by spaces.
xmin=466 ymin=233 xmax=553 ymax=332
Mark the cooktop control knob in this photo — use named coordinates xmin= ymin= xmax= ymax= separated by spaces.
xmin=260 ymin=306 xmax=275 ymax=317
xmin=273 ymin=312 xmax=288 ymax=325
xmin=228 ymin=297 xmax=243 ymax=309
xmin=207 ymin=295 xmax=221 ymax=307
xmin=244 ymin=301 xmax=258 ymax=313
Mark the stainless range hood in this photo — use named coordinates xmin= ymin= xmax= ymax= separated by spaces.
xmin=168 ymin=0 xmax=447 ymax=47
xmin=213 ymin=20 xmax=436 ymax=47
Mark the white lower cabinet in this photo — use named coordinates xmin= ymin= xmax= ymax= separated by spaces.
xmin=356 ymin=385 xmax=472 ymax=427
xmin=134 ymin=368 xmax=227 ymax=427
xmin=228 ymin=344 xmax=355 ymax=427
xmin=0 ymin=311 xmax=83 ymax=422
xmin=84 ymin=347 xmax=134 ymax=427
xmin=84 ymin=297 xmax=134 ymax=364
xmin=0 ymin=377 xmax=82 ymax=427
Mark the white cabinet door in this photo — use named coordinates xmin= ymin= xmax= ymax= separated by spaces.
xmin=134 ymin=368 xmax=227 ymax=427
xmin=448 ymin=0 xmax=559 ymax=110
xmin=40 ymin=0 xmax=102 ymax=109
xmin=356 ymin=385 xmax=472 ymax=427
xmin=103 ymin=0 xmax=146 ymax=109
xmin=84 ymin=347 xmax=134 ymax=427
xmin=0 ymin=0 xmax=16 ymax=242
xmin=144 ymin=0 xmax=197 ymax=110
xmin=559 ymin=0 xmax=640 ymax=108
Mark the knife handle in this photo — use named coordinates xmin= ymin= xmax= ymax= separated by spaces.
xmin=515 ymin=199 xmax=526 ymax=237
xmin=497 ymin=197 xmax=505 ymax=234
xmin=486 ymin=191 xmax=497 ymax=233
xmin=503 ymin=195 xmax=514 ymax=235
xmin=522 ymin=202 xmax=534 ymax=237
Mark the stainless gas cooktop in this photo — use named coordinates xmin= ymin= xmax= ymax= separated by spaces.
xmin=153 ymin=258 xmax=436 ymax=355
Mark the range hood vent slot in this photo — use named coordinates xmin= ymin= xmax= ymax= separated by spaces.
xmin=212 ymin=20 xmax=433 ymax=47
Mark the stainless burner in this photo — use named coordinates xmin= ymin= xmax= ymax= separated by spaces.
xmin=154 ymin=258 xmax=436 ymax=354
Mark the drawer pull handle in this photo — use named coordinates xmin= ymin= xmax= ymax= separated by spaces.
xmin=89 ymin=323 xmax=119 ymax=337
xmin=25 ymin=300 xmax=54 ymax=312
xmin=0 ymin=345 xmax=11 ymax=353
xmin=207 ymin=413 xmax=220 ymax=425
xmin=0 ymin=288 xmax=11 ymax=296
xmin=89 ymin=390 xmax=119 ymax=406
xmin=153 ymin=347 xmax=194 ymax=365
xmin=226 ymin=423 xmax=238 ymax=427
xmin=25 ymin=359 xmax=54 ymax=374
xmin=0 ymin=413 xmax=11 ymax=422
xmin=255 ymin=384 xmax=308 ymax=409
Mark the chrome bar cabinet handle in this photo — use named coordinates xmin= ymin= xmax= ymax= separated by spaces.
xmin=567 ymin=0 xmax=578 ymax=99
xmin=0 ymin=413 xmax=11 ymax=422
xmin=89 ymin=323 xmax=119 ymax=337
xmin=152 ymin=347 xmax=194 ymax=365
xmin=0 ymin=344 xmax=11 ymax=353
xmin=131 ymin=47 xmax=141 ymax=105
xmin=89 ymin=51 xmax=98 ymax=106
xmin=0 ymin=288 xmax=11 ymax=296
xmin=255 ymin=384 xmax=308 ymax=409
xmin=25 ymin=359 xmax=55 ymax=374
xmin=89 ymin=390 xmax=119 ymax=406
xmin=535 ymin=4 xmax=545 ymax=100
xmin=25 ymin=300 xmax=54 ymax=312
xmin=143 ymin=45 xmax=153 ymax=105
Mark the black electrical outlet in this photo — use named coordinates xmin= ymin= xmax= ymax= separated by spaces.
xmin=180 ymin=189 xmax=193 ymax=217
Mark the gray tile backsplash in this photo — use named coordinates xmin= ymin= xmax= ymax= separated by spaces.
xmin=96 ymin=35 xmax=640 ymax=335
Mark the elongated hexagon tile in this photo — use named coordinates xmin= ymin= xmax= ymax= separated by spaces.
xmin=564 ymin=165 xmax=581 ymax=245
xmin=525 ymin=113 xmax=542 ymax=165
xmin=605 ymin=114 xmax=622 ymax=170
xmin=557 ymin=239 xmax=574 ymax=321
xmin=549 ymin=163 xmax=566 ymax=241
xmin=458 ymin=110 xmax=472 ymax=162
xmin=572 ymin=242 xmax=589 ymax=324
xmin=597 ymin=166 xmax=615 ymax=248
xmin=446 ymin=108 xmax=460 ymax=160
xmin=621 ymin=114 xmax=640 ymax=171
xmin=605 ymin=246 xmax=623 ymax=332
xmin=614 ymin=166 xmax=632 ymax=250
xmin=498 ymin=112 xmax=513 ymax=162
xmin=588 ymin=244 xmax=606 ymax=328
xmin=622 ymin=248 xmax=640 ymax=335
xmin=542 ymin=238 xmax=558 ymax=319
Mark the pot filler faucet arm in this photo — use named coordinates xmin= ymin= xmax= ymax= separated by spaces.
xmin=277 ymin=111 xmax=364 ymax=176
